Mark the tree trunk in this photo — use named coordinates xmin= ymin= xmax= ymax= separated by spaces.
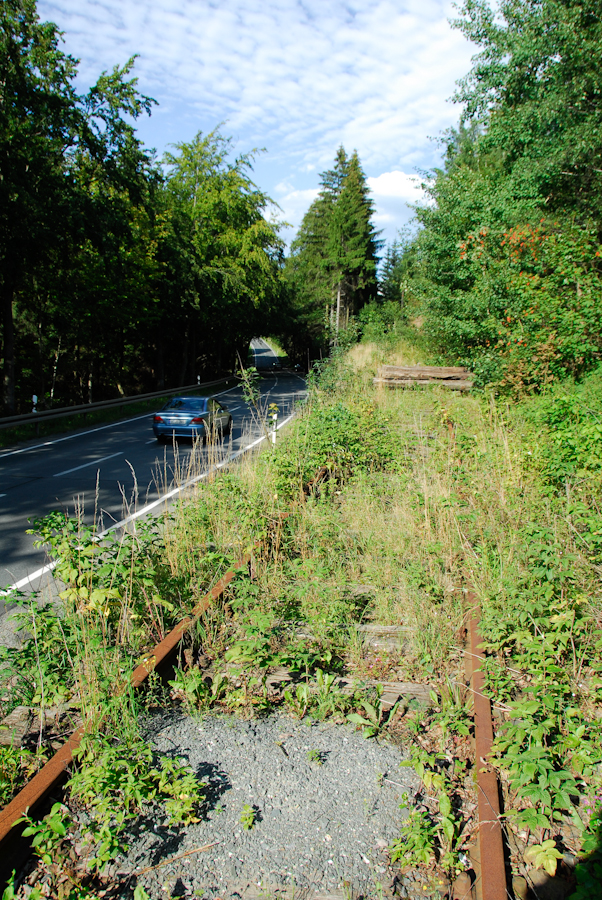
xmin=50 ymin=336 xmax=61 ymax=403
xmin=335 ymin=284 xmax=341 ymax=338
xmin=2 ymin=284 xmax=15 ymax=414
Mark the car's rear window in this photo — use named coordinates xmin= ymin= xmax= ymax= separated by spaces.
xmin=161 ymin=397 xmax=207 ymax=411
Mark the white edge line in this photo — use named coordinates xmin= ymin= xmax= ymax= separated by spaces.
xmin=0 ymin=560 xmax=58 ymax=595
xmin=0 ymin=412 xmax=296 ymax=598
xmin=0 ymin=383 xmax=243 ymax=461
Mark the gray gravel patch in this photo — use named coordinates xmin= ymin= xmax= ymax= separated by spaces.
xmin=119 ymin=712 xmax=418 ymax=898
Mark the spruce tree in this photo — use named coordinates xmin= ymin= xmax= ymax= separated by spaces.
xmin=287 ymin=146 xmax=380 ymax=346
xmin=326 ymin=151 xmax=380 ymax=329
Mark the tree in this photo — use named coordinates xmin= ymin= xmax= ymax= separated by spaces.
xmin=453 ymin=0 xmax=602 ymax=218
xmin=327 ymin=151 xmax=380 ymax=331
xmin=0 ymin=0 xmax=79 ymax=411
xmin=286 ymin=146 xmax=380 ymax=352
xmin=402 ymin=0 xmax=602 ymax=390
xmin=160 ymin=130 xmax=285 ymax=377
xmin=0 ymin=0 xmax=158 ymax=411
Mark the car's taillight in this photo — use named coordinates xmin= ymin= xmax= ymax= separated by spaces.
xmin=154 ymin=415 xmax=163 ymax=423
xmin=190 ymin=416 xmax=205 ymax=424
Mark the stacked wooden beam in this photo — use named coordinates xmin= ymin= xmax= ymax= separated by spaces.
xmin=374 ymin=364 xmax=473 ymax=391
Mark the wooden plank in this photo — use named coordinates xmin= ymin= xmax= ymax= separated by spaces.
xmin=380 ymin=365 xmax=471 ymax=379
xmin=373 ymin=378 xmax=472 ymax=391
xmin=264 ymin=670 xmax=434 ymax=703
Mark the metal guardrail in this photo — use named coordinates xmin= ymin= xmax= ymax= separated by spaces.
xmin=0 ymin=376 xmax=238 ymax=432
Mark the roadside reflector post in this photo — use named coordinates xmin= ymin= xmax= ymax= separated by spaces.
xmin=271 ymin=411 xmax=278 ymax=444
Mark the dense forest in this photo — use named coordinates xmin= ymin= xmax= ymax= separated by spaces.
xmin=0 ymin=0 xmax=286 ymax=414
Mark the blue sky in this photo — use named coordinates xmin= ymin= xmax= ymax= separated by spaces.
xmin=38 ymin=0 xmax=475 ymax=248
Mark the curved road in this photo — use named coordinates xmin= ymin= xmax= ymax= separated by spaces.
xmin=0 ymin=342 xmax=305 ymax=610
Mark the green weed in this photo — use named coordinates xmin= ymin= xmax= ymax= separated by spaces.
xmin=240 ymin=803 xmax=257 ymax=830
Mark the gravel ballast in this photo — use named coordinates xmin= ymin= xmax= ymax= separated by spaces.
xmin=122 ymin=713 xmax=419 ymax=898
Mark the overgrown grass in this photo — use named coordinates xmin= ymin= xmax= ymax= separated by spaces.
xmin=1 ymin=349 xmax=601 ymax=896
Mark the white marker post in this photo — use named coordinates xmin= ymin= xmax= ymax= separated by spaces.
xmin=271 ymin=411 xmax=278 ymax=444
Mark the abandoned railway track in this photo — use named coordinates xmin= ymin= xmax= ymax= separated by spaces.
xmin=0 ymin=552 xmax=508 ymax=899
xmin=2 ymin=368 xmax=597 ymax=900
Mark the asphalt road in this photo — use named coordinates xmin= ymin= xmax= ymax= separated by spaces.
xmin=0 ymin=340 xmax=305 ymax=603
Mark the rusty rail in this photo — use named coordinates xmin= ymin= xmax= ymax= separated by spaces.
xmin=0 ymin=563 xmax=247 ymax=882
xmin=0 ymin=567 xmax=509 ymax=898
xmin=466 ymin=591 xmax=507 ymax=900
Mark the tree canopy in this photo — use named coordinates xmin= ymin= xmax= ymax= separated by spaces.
xmin=284 ymin=147 xmax=380 ymax=356
xmin=0 ymin=1 xmax=285 ymax=413
xmin=396 ymin=0 xmax=602 ymax=392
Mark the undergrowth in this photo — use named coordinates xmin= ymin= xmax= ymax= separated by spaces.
xmin=1 ymin=353 xmax=601 ymax=897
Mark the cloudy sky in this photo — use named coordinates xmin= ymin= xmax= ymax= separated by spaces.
xmin=38 ymin=0 xmax=475 ymax=247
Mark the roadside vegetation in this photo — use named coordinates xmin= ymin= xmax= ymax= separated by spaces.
xmin=2 ymin=0 xmax=602 ymax=897
xmin=1 ymin=336 xmax=601 ymax=897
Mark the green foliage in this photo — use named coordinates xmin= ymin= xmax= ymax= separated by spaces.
xmin=0 ymin=0 xmax=286 ymax=414
xmin=272 ymin=398 xmax=403 ymax=500
xmin=357 ymin=301 xmax=406 ymax=347
xmin=68 ymin=732 xmax=204 ymax=870
xmin=169 ymin=667 xmax=226 ymax=712
xmin=283 ymin=683 xmax=310 ymax=719
xmin=524 ymin=840 xmax=563 ymax=877
xmin=285 ymin=146 xmax=380 ymax=355
xmin=347 ymin=691 xmax=396 ymax=739
xmin=0 ymin=593 xmax=77 ymax=710
xmin=27 ymin=510 xmax=191 ymax=644
xmin=570 ymin=794 xmax=602 ymax=900
xmin=525 ymin=369 xmax=602 ymax=483
xmin=429 ymin=682 xmax=471 ymax=742
xmin=0 ymin=745 xmax=44 ymax=807
xmin=390 ymin=805 xmax=437 ymax=867
xmin=240 ymin=803 xmax=257 ymax=830
xmin=19 ymin=803 xmax=69 ymax=868
xmin=400 ymin=0 xmax=602 ymax=392
xmin=397 ymin=750 xmax=463 ymax=873
xmin=306 ymin=748 xmax=323 ymax=765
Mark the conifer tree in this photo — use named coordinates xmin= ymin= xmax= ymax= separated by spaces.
xmin=287 ymin=146 xmax=379 ymax=347
xmin=327 ymin=151 xmax=380 ymax=330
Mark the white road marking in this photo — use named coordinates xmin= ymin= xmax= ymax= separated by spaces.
xmin=1 ymin=562 xmax=57 ymax=594
xmin=145 ymin=438 xmax=156 ymax=444
xmin=99 ymin=414 xmax=294 ymax=535
xmin=0 ymin=413 xmax=296 ymax=597
xmin=0 ymin=413 xmax=153 ymax=461
xmin=0 ymin=493 xmax=5 ymax=498
xmin=53 ymin=451 xmax=123 ymax=477
xmin=0 ymin=383 xmax=241 ymax=461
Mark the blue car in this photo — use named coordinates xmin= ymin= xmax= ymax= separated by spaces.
xmin=152 ymin=396 xmax=233 ymax=443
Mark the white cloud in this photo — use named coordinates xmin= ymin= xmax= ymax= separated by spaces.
xmin=276 ymin=187 xmax=320 ymax=234
xmin=39 ymin=0 xmax=475 ymax=243
xmin=368 ymin=171 xmax=425 ymax=204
